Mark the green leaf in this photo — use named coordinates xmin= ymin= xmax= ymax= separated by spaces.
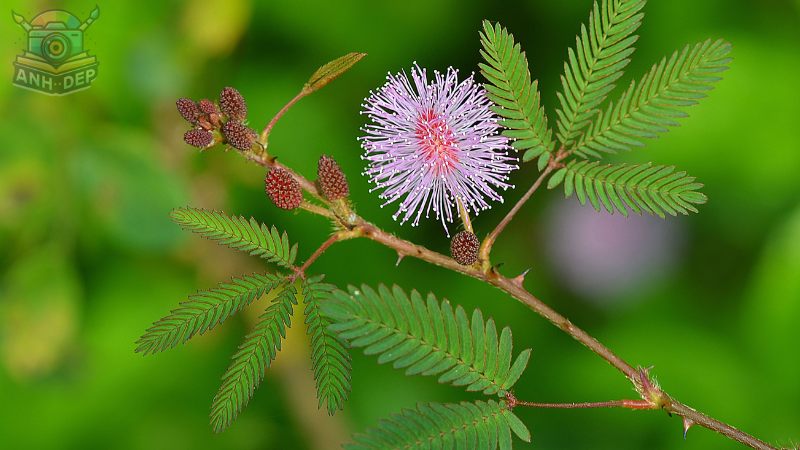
xmin=480 ymin=21 xmax=555 ymax=163
xmin=575 ymin=39 xmax=732 ymax=158
xmin=210 ymin=282 xmax=297 ymax=433
xmin=503 ymin=410 xmax=531 ymax=442
xmin=555 ymin=0 xmax=646 ymax=146
xmin=321 ymin=284 xmax=532 ymax=395
xmin=307 ymin=52 xmax=366 ymax=92
xmin=561 ymin=160 xmax=707 ymax=218
xmin=135 ymin=272 xmax=284 ymax=355
xmin=345 ymin=400 xmax=524 ymax=450
xmin=170 ymin=207 xmax=297 ymax=269
xmin=548 ymin=168 xmax=568 ymax=189
xmin=302 ymin=276 xmax=352 ymax=415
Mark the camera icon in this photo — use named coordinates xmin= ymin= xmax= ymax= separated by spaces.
xmin=30 ymin=24 xmax=82 ymax=64
xmin=13 ymin=8 xmax=99 ymax=67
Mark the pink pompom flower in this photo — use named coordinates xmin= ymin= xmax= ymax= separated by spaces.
xmin=360 ymin=64 xmax=517 ymax=236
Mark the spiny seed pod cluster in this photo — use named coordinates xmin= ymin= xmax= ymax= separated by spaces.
xmin=317 ymin=154 xmax=349 ymax=200
xmin=265 ymin=168 xmax=303 ymax=210
xmin=176 ymin=86 xmax=257 ymax=152
xmin=450 ymin=231 xmax=480 ymax=266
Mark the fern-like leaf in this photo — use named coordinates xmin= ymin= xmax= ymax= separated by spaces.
xmin=574 ymin=39 xmax=733 ymax=158
xmin=170 ymin=207 xmax=298 ymax=269
xmin=550 ymin=160 xmax=707 ymax=218
xmin=479 ymin=20 xmax=555 ymax=162
xmin=210 ymin=282 xmax=297 ymax=433
xmin=135 ymin=272 xmax=284 ymax=355
xmin=344 ymin=400 xmax=530 ymax=450
xmin=302 ymin=275 xmax=352 ymax=415
xmin=556 ymin=0 xmax=646 ymax=146
xmin=322 ymin=284 xmax=532 ymax=396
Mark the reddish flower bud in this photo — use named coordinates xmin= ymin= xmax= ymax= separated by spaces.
xmin=223 ymin=121 xmax=257 ymax=151
xmin=265 ymin=168 xmax=303 ymax=210
xmin=176 ymin=98 xmax=202 ymax=124
xmin=184 ymin=129 xmax=213 ymax=148
xmin=317 ymin=154 xmax=349 ymax=200
xmin=219 ymin=86 xmax=247 ymax=122
xmin=198 ymin=99 xmax=219 ymax=116
xmin=450 ymin=231 xmax=480 ymax=266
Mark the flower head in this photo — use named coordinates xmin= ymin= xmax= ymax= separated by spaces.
xmin=360 ymin=64 xmax=517 ymax=235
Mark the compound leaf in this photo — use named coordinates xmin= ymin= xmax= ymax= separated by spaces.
xmin=321 ymin=284 xmax=532 ymax=396
xmin=170 ymin=207 xmax=298 ymax=269
xmin=302 ymin=275 xmax=352 ymax=415
xmin=575 ymin=39 xmax=732 ymax=158
xmin=344 ymin=400 xmax=528 ymax=450
xmin=480 ymin=20 xmax=555 ymax=162
xmin=556 ymin=0 xmax=646 ymax=146
xmin=210 ymin=282 xmax=297 ymax=433
xmin=135 ymin=272 xmax=284 ymax=355
xmin=562 ymin=160 xmax=707 ymax=218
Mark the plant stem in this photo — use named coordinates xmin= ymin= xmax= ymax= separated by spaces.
xmin=259 ymin=86 xmax=312 ymax=145
xmin=505 ymin=389 xmax=653 ymax=410
xmin=478 ymin=165 xmax=553 ymax=265
xmin=293 ymin=233 xmax=342 ymax=280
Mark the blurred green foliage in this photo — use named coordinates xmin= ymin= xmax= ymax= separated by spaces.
xmin=1 ymin=0 xmax=799 ymax=449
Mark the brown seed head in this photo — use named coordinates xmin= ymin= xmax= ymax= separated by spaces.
xmin=450 ymin=231 xmax=480 ymax=266
xmin=317 ymin=154 xmax=349 ymax=200
xmin=219 ymin=86 xmax=247 ymax=122
xmin=176 ymin=98 xmax=202 ymax=124
xmin=184 ymin=129 xmax=213 ymax=148
xmin=198 ymin=99 xmax=219 ymax=115
xmin=265 ymin=168 xmax=303 ymax=210
xmin=223 ymin=121 xmax=257 ymax=151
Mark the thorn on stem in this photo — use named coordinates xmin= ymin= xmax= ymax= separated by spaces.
xmin=511 ymin=268 xmax=531 ymax=287
xmin=683 ymin=417 xmax=695 ymax=439
xmin=396 ymin=252 xmax=404 ymax=267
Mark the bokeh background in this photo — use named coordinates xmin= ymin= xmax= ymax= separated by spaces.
xmin=1 ymin=0 xmax=799 ymax=449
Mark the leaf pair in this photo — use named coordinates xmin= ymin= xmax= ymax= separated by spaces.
xmin=548 ymin=161 xmax=707 ymax=218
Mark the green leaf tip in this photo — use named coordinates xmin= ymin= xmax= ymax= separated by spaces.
xmin=308 ymin=52 xmax=366 ymax=92
xmin=322 ymin=284 xmax=532 ymax=396
xmin=479 ymin=21 xmax=555 ymax=162
xmin=344 ymin=399 xmax=528 ymax=449
xmin=170 ymin=207 xmax=298 ymax=268
xmin=562 ymin=160 xmax=707 ymax=218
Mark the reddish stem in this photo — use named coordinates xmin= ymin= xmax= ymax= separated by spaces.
xmin=259 ymin=86 xmax=312 ymax=145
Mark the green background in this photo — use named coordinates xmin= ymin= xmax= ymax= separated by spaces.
xmin=1 ymin=0 xmax=799 ymax=449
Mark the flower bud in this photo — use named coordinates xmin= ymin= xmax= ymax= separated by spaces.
xmin=450 ymin=230 xmax=480 ymax=265
xmin=184 ymin=129 xmax=213 ymax=148
xmin=265 ymin=168 xmax=303 ymax=210
xmin=176 ymin=98 xmax=202 ymax=124
xmin=317 ymin=154 xmax=349 ymax=200
xmin=223 ymin=121 xmax=257 ymax=151
xmin=219 ymin=86 xmax=247 ymax=122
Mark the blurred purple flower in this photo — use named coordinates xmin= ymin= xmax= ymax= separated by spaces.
xmin=360 ymin=64 xmax=517 ymax=236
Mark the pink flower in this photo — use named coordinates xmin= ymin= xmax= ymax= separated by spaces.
xmin=360 ymin=64 xmax=517 ymax=236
